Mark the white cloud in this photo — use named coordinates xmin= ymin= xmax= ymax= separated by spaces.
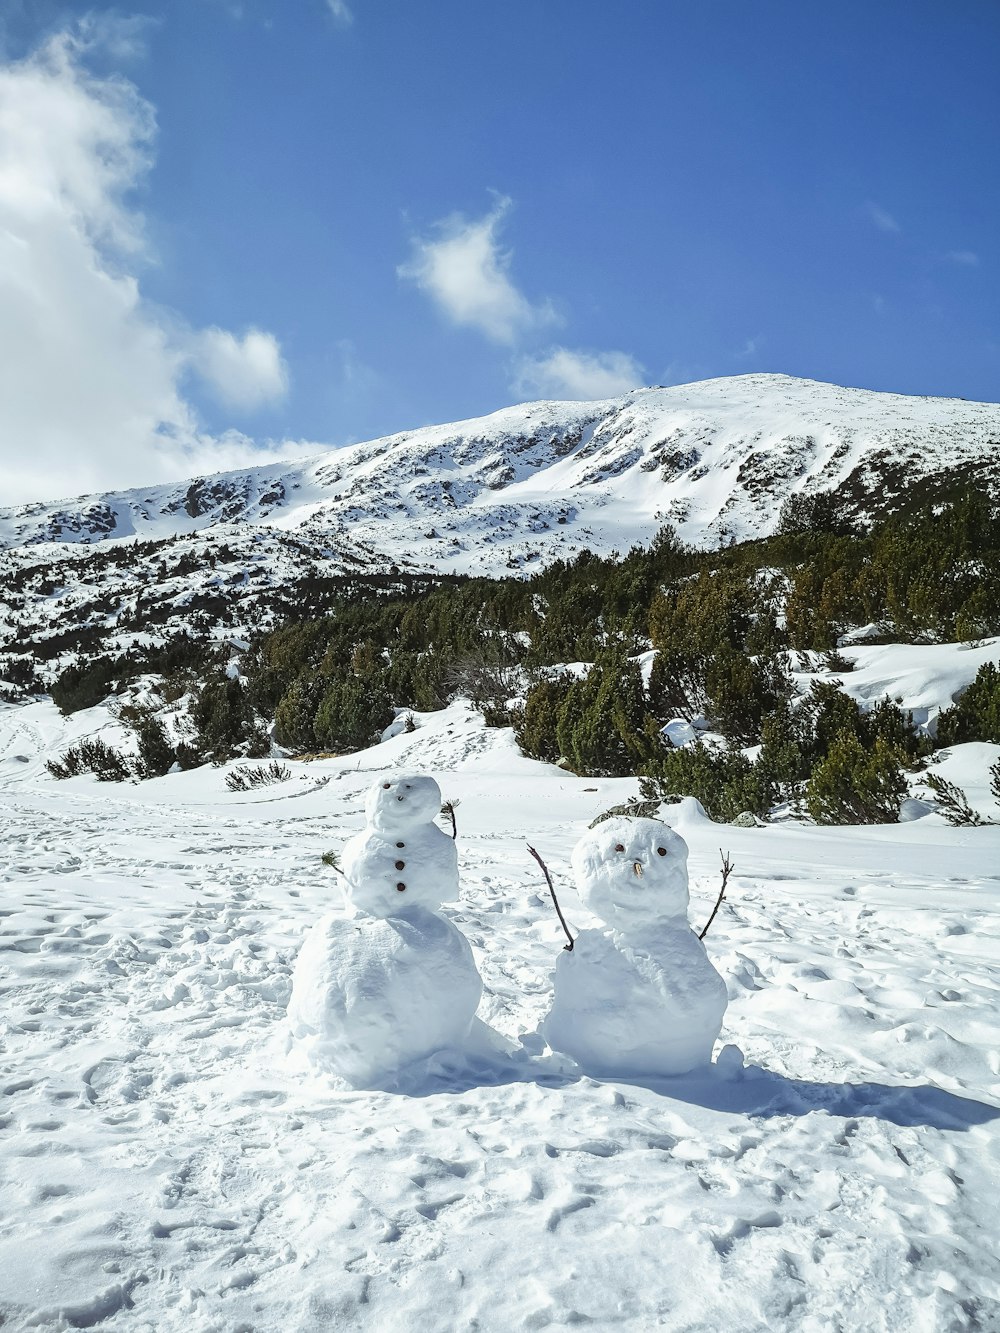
xmin=326 ymin=0 xmax=354 ymax=24
xmin=0 ymin=23 xmax=295 ymax=507
xmin=190 ymin=327 xmax=288 ymax=409
xmin=511 ymin=346 xmax=646 ymax=401
xmin=865 ymin=201 xmax=900 ymax=234
xmin=399 ymin=196 xmax=559 ymax=344
xmin=945 ymin=249 xmax=979 ymax=266
xmin=735 ymin=337 xmax=758 ymax=360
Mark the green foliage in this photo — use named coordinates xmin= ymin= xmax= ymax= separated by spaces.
xmin=805 ymin=680 xmax=868 ymax=757
xmin=224 ymin=496 xmax=998 ymax=779
xmin=640 ymin=746 xmax=774 ymax=823
xmin=272 ymin=677 xmax=323 ymax=752
xmin=805 ymin=733 xmax=908 ymax=825
xmin=775 ymin=490 xmax=852 ymax=536
xmin=704 ymin=647 xmax=792 ymax=745
xmin=801 ymin=682 xmax=929 ymax=767
xmin=923 ymin=773 xmax=988 ymax=826
xmin=757 ymin=699 xmax=811 ymax=796
xmin=133 ymin=713 xmax=176 ymax=779
xmin=47 ymin=737 xmax=132 ymax=782
xmin=40 ymin=495 xmax=983 ymax=794
xmin=555 ymin=653 xmax=654 ymax=777
xmin=192 ymin=674 xmax=269 ymax=764
xmin=867 ymin=696 xmax=933 ymax=764
xmin=50 ymin=657 xmax=120 ymax=714
xmin=514 ymin=674 xmax=575 ymax=764
xmin=313 ymin=672 xmax=394 ymax=753
xmin=937 ymin=662 xmax=1000 ymax=746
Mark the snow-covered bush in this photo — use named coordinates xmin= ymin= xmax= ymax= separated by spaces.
xmin=225 ymin=761 xmax=292 ymax=791
xmin=640 ymin=747 xmax=774 ymax=824
xmin=46 ymin=738 xmax=132 ymax=783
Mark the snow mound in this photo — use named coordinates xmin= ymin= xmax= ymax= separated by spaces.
xmin=544 ymin=818 xmax=728 ymax=1076
xmin=287 ymin=907 xmax=482 ymax=1090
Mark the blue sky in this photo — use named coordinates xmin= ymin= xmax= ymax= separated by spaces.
xmin=1 ymin=1 xmax=997 ymax=502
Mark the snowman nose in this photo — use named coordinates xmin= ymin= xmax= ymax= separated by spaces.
xmin=633 ymin=860 xmax=643 ymax=878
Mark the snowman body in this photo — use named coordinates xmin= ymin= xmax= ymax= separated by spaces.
xmin=543 ymin=816 xmax=728 ymax=1078
xmin=288 ymin=774 xmax=481 ymax=1089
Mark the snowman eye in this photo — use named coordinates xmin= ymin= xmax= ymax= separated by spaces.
xmin=614 ymin=843 xmax=625 ymax=853
xmin=657 ymin=847 xmax=667 ymax=856
xmin=382 ymin=783 xmax=391 ymax=789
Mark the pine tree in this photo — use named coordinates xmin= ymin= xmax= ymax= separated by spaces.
xmin=805 ymin=732 xmax=907 ymax=825
xmin=134 ymin=714 xmax=176 ymax=778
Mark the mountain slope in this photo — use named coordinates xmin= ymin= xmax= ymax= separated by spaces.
xmin=1 ymin=374 xmax=998 ymax=680
xmin=3 ymin=374 xmax=998 ymax=570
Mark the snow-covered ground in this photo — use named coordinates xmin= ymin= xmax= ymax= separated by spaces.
xmin=2 ymin=689 xmax=999 ymax=1330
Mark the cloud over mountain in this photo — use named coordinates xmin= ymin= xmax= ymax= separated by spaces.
xmin=0 ymin=21 xmax=299 ymax=505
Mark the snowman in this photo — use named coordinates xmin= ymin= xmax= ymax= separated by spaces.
xmin=542 ymin=816 xmax=728 ymax=1078
xmin=288 ymin=773 xmax=483 ymax=1090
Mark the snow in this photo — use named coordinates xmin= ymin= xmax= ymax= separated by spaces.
xmin=543 ymin=819 xmax=729 ymax=1076
xmin=342 ymin=774 xmax=459 ymax=915
xmin=4 ymin=375 xmax=1000 ymax=599
xmin=1 ymin=678 xmax=999 ymax=1328
xmin=662 ymin=716 xmax=699 ymax=747
xmin=570 ymin=815 xmax=692 ymax=928
xmin=806 ymin=636 xmax=1000 ymax=734
xmin=287 ymin=908 xmax=483 ymax=1091
xmin=288 ymin=774 xmax=482 ymax=1088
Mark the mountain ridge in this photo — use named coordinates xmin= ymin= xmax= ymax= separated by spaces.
xmin=3 ymin=374 xmax=998 ymax=573
xmin=2 ymin=373 xmax=998 ymax=685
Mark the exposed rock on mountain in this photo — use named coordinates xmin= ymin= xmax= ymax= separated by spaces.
xmin=1 ymin=374 xmax=997 ymax=677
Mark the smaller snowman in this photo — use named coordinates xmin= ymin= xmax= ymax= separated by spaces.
xmin=288 ymin=773 xmax=482 ymax=1090
xmin=542 ymin=816 xmax=728 ymax=1078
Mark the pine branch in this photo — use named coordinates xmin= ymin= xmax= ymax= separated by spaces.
xmin=441 ymin=799 xmax=459 ymax=840
xmin=924 ymin=773 xmax=989 ymax=826
xmin=321 ymin=850 xmax=346 ymax=876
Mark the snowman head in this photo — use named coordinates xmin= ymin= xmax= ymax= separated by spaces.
xmin=571 ymin=817 xmax=689 ymax=930
xmin=365 ymin=773 xmax=443 ymax=834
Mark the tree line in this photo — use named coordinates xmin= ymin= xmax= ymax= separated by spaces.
xmin=40 ymin=490 xmax=1000 ymax=823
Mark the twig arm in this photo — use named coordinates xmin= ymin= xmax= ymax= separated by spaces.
xmin=527 ymin=843 xmax=575 ymax=951
xmin=698 ymin=850 xmax=734 ymax=940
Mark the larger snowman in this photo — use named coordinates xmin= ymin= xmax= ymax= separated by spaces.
xmin=542 ymin=816 xmax=728 ymax=1078
xmin=288 ymin=773 xmax=483 ymax=1090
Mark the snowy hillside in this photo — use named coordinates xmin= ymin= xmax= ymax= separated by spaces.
xmin=3 ymin=373 xmax=999 ymax=566
xmin=3 ymin=373 xmax=998 ymax=678
xmin=1 ymin=661 xmax=999 ymax=1329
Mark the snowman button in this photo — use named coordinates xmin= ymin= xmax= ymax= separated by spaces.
xmin=396 ymin=881 xmax=406 ymax=892
xmin=395 ymin=859 xmax=405 ymax=870
xmin=396 ymin=842 xmax=405 ymax=848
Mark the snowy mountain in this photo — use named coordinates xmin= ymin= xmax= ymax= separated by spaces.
xmin=1 ymin=373 xmax=998 ymax=673
xmin=3 ymin=373 xmax=999 ymax=563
